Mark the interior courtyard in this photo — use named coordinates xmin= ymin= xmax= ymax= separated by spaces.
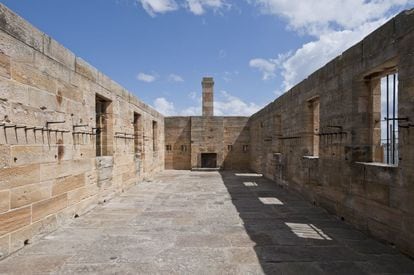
xmin=0 ymin=3 xmax=413 ymax=274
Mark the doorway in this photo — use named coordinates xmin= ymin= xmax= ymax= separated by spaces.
xmin=201 ymin=153 xmax=217 ymax=168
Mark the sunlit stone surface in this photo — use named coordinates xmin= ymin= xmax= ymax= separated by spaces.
xmin=0 ymin=170 xmax=413 ymax=274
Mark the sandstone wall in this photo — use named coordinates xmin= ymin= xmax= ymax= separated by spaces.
xmin=249 ymin=9 xmax=414 ymax=257
xmin=0 ymin=4 xmax=164 ymax=258
xmin=165 ymin=117 xmax=191 ymax=170
xmin=165 ymin=116 xmax=250 ymax=170
xmin=222 ymin=117 xmax=250 ymax=170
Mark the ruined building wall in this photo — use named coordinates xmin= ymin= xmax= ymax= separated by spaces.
xmin=249 ymin=10 xmax=414 ymax=257
xmin=0 ymin=4 xmax=164 ymax=259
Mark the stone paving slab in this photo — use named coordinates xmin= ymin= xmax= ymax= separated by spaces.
xmin=0 ymin=170 xmax=413 ymax=274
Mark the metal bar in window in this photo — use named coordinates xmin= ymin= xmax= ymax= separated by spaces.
xmin=392 ymin=73 xmax=396 ymax=164
xmin=386 ymin=75 xmax=390 ymax=164
xmin=390 ymin=124 xmax=393 ymax=164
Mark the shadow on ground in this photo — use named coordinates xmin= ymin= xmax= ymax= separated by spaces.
xmin=219 ymin=171 xmax=414 ymax=274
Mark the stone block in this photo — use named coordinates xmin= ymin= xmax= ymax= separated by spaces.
xmin=56 ymin=81 xmax=82 ymax=103
xmin=11 ymin=62 xmax=57 ymax=93
xmin=28 ymin=87 xmax=57 ymax=111
xmin=56 ymin=194 xmax=98 ymax=227
xmin=0 ymin=4 xmax=43 ymax=52
xmin=96 ymin=156 xmax=113 ymax=169
xmin=0 ymin=164 xmax=40 ymax=190
xmin=0 ymin=234 xmax=9 ymax=260
xmin=363 ymin=19 xmax=396 ymax=60
xmin=390 ymin=186 xmax=414 ymax=213
xmin=75 ymin=57 xmax=98 ymax=82
xmin=98 ymin=166 xmax=113 ymax=183
xmin=121 ymin=170 xmax=136 ymax=183
xmin=0 ymin=145 xmax=10 ymax=169
xmin=32 ymin=194 xmax=67 ymax=222
xmin=10 ymin=214 xmax=57 ymax=253
xmin=7 ymin=103 xmax=44 ymax=128
xmin=366 ymin=200 xmax=402 ymax=231
xmin=10 ymin=145 xmax=57 ymax=166
xmin=43 ymin=35 xmax=75 ymax=70
xmin=364 ymin=181 xmax=390 ymax=206
xmin=33 ymin=51 xmax=68 ymax=83
xmin=52 ymin=173 xmax=85 ymax=196
xmin=367 ymin=218 xmax=398 ymax=244
xmin=0 ymin=50 xmax=10 ymax=78
xmin=10 ymin=181 xmax=51 ymax=209
xmin=395 ymin=9 xmax=414 ymax=38
xmin=0 ymin=190 xmax=9 ymax=213
xmin=40 ymin=159 xmax=94 ymax=183
xmin=0 ymin=78 xmax=28 ymax=105
xmin=67 ymin=184 xmax=98 ymax=206
xmin=0 ymin=31 xmax=34 ymax=63
xmin=0 ymin=206 xmax=31 ymax=235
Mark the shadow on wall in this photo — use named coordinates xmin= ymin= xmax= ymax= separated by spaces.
xmin=222 ymin=124 xmax=250 ymax=171
xmin=218 ymin=171 xmax=414 ymax=274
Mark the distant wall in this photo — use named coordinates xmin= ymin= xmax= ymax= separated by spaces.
xmin=165 ymin=116 xmax=250 ymax=170
xmin=0 ymin=4 xmax=164 ymax=258
xmin=249 ymin=9 xmax=414 ymax=257
xmin=165 ymin=117 xmax=191 ymax=170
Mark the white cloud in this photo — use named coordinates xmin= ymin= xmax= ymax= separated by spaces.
xmin=251 ymin=0 xmax=413 ymax=35
xmin=185 ymin=0 xmax=229 ymax=15
xmin=153 ymin=91 xmax=262 ymax=116
xmin=154 ymin=97 xmax=176 ymax=115
xmin=137 ymin=0 xmax=229 ymax=16
xmin=279 ymin=19 xmax=386 ymax=92
xmin=249 ymin=58 xmax=276 ymax=80
xmin=168 ymin=73 xmax=184 ymax=82
xmin=222 ymin=70 xmax=239 ymax=82
xmin=181 ymin=106 xmax=202 ymax=116
xmin=249 ymin=0 xmax=413 ymax=94
xmin=137 ymin=72 xmax=157 ymax=83
xmin=138 ymin=0 xmax=178 ymax=16
xmin=215 ymin=91 xmax=262 ymax=116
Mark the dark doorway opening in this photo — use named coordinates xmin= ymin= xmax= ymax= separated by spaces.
xmin=201 ymin=153 xmax=217 ymax=168
xmin=95 ymin=95 xmax=111 ymax=157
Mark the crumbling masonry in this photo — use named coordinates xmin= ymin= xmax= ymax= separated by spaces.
xmin=0 ymin=3 xmax=413 ymax=259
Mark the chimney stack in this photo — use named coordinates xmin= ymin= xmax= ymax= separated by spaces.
xmin=202 ymin=77 xmax=214 ymax=116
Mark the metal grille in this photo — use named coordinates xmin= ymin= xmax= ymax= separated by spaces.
xmin=381 ymin=73 xmax=398 ymax=165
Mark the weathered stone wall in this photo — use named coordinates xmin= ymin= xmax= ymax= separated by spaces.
xmin=222 ymin=117 xmax=250 ymax=170
xmin=165 ymin=116 xmax=250 ymax=170
xmin=0 ymin=4 xmax=164 ymax=258
xmin=249 ymin=9 xmax=414 ymax=257
xmin=165 ymin=117 xmax=191 ymax=170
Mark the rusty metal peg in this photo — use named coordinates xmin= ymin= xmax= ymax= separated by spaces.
xmin=4 ymin=124 xmax=16 ymax=129
xmin=46 ymin=120 xmax=65 ymax=127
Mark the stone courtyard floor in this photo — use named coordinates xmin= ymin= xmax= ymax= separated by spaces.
xmin=0 ymin=170 xmax=413 ymax=274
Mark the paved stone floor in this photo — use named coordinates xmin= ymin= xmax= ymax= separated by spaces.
xmin=1 ymin=170 xmax=414 ymax=274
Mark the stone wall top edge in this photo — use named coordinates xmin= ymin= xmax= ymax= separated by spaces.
xmin=0 ymin=3 xmax=163 ymax=120
xmin=166 ymin=116 xmax=200 ymax=120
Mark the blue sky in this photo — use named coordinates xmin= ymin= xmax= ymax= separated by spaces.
xmin=1 ymin=0 xmax=412 ymax=116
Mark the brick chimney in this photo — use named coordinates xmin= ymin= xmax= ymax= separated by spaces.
xmin=202 ymin=77 xmax=214 ymax=117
